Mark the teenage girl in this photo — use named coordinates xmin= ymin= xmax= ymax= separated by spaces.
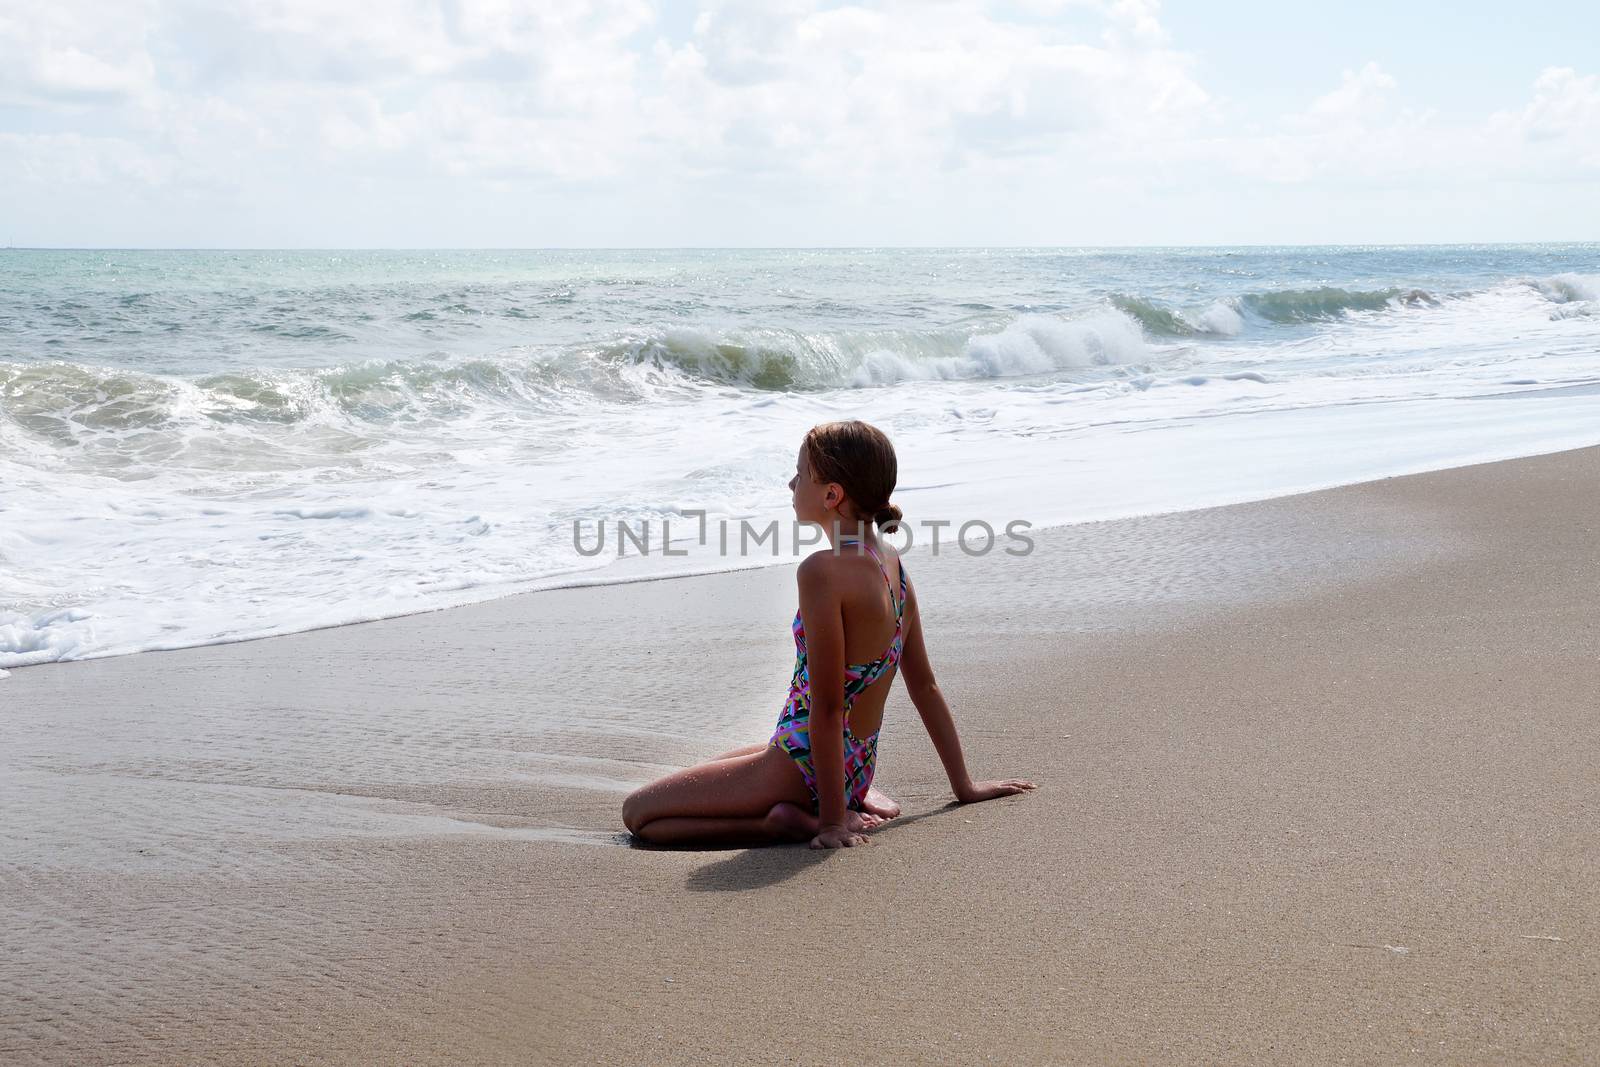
xmin=621 ymin=420 xmax=1035 ymax=849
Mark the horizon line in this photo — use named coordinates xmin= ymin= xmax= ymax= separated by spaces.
xmin=5 ymin=240 xmax=1598 ymax=253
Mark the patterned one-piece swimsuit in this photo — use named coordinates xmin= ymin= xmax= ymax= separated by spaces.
xmin=768 ymin=539 xmax=907 ymax=813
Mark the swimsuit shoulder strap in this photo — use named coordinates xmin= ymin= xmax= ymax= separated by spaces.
xmin=840 ymin=538 xmax=904 ymax=622
xmin=858 ymin=541 xmax=904 ymax=621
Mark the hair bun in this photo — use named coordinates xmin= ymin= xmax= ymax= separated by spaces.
xmin=873 ymin=503 xmax=903 ymax=529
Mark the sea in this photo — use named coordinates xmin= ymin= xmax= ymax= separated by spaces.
xmin=3 ymin=245 xmax=1598 ymax=672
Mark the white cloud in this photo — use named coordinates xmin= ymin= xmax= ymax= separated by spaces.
xmin=0 ymin=1 xmax=158 ymax=105
xmin=646 ymin=0 xmax=1212 ymax=184
xmin=1103 ymin=0 xmax=1166 ymax=45
xmin=1 ymin=0 xmax=1212 ymax=189
xmin=1309 ymin=61 xmax=1396 ymax=121
xmin=1489 ymin=67 xmax=1600 ymax=171
xmin=0 ymin=131 xmax=177 ymax=186
xmin=1219 ymin=62 xmax=1600 ymax=191
xmin=0 ymin=2 xmax=1595 ymax=244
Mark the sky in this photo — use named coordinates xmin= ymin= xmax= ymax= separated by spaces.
xmin=1 ymin=0 xmax=1596 ymax=248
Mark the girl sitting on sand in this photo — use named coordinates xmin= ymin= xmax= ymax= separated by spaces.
xmin=621 ymin=420 xmax=1035 ymax=849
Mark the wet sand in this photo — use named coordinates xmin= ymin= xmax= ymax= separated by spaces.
xmin=3 ymin=446 xmax=1598 ymax=1065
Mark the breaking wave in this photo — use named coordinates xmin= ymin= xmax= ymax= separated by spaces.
xmin=596 ymin=310 xmax=1150 ymax=389
xmin=7 ymin=247 xmax=1600 ymax=671
xmin=1114 ymin=286 xmax=1441 ymax=337
xmin=1112 ymin=295 xmax=1245 ymax=337
xmin=1239 ymin=286 xmax=1440 ymax=322
xmin=0 ymin=310 xmax=1156 ymax=446
xmin=1529 ymin=273 xmax=1600 ymax=304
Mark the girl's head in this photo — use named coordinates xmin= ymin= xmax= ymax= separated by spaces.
xmin=789 ymin=420 xmax=903 ymax=533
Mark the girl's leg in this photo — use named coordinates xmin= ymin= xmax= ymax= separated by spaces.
xmin=634 ymin=803 xmax=883 ymax=847
xmin=622 ymin=746 xmax=815 ymax=845
xmin=704 ymin=741 xmax=768 ymax=762
xmin=626 ymin=811 xmax=802 ymax=847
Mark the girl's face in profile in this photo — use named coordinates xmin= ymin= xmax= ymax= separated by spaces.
xmin=789 ymin=445 xmax=834 ymax=525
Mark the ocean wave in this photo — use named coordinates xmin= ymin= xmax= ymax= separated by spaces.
xmin=247 ymin=322 xmax=355 ymax=340
xmin=1550 ymin=302 xmax=1599 ymax=320
xmin=0 ymin=358 xmax=573 ymax=442
xmin=1529 ymin=273 xmax=1599 ymax=304
xmin=0 ymin=311 xmax=1155 ymax=446
xmin=604 ymin=312 xmax=1150 ymax=389
xmin=601 ymin=328 xmax=842 ymax=391
xmin=13 ymin=266 xmax=1596 ymax=443
xmin=853 ymin=312 xmax=1148 ymax=385
xmin=1113 ymin=286 xmax=1440 ymax=337
xmin=1112 ymin=295 xmax=1244 ymax=337
xmin=1239 ymin=286 xmax=1439 ymax=323
xmin=597 ymin=323 xmax=972 ymax=390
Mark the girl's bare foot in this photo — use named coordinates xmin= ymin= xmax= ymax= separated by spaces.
xmin=861 ymin=787 xmax=901 ymax=820
xmin=851 ymin=809 xmax=885 ymax=831
xmin=763 ymin=803 xmax=883 ymax=841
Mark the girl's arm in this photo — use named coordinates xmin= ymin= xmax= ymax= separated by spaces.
xmin=796 ymin=555 xmax=867 ymax=848
xmin=898 ymin=573 xmax=1036 ymax=804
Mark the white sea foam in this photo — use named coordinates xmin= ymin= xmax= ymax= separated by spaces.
xmin=850 ymin=310 xmax=1148 ymax=385
xmin=4 ymin=253 xmax=1600 ymax=671
xmin=1532 ymin=273 xmax=1600 ymax=304
xmin=1196 ymin=300 xmax=1245 ymax=336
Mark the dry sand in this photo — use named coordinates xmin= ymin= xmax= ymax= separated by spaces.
xmin=3 ymin=446 xmax=1598 ymax=1065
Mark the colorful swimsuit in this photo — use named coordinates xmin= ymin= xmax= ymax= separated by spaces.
xmin=769 ymin=539 xmax=907 ymax=813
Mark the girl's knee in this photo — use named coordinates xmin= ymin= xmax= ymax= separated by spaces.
xmin=621 ymin=788 xmax=649 ymax=835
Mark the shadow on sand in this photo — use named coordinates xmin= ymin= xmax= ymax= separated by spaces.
xmin=680 ymin=803 xmax=964 ymax=892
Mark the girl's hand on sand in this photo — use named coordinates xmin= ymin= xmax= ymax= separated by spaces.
xmin=810 ymin=824 xmax=869 ymax=849
xmin=955 ymin=779 xmax=1037 ymax=804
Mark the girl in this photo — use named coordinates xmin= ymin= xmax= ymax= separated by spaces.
xmin=621 ymin=420 xmax=1035 ymax=849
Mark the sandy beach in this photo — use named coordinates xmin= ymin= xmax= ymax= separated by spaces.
xmin=3 ymin=444 xmax=1598 ymax=1065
